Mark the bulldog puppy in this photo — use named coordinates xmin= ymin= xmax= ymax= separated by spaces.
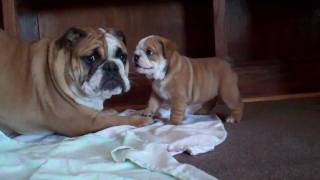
xmin=133 ymin=35 xmax=243 ymax=124
xmin=0 ymin=27 xmax=151 ymax=136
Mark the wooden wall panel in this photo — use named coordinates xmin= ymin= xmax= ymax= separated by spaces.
xmin=213 ymin=0 xmax=226 ymax=58
xmin=13 ymin=0 xmax=215 ymax=108
xmin=16 ymin=0 xmax=214 ymax=58
xmin=225 ymin=0 xmax=320 ymax=64
xmin=215 ymin=0 xmax=320 ymax=104
xmin=2 ymin=0 xmax=320 ymax=107
xmin=0 ymin=0 xmax=3 ymax=29
xmin=235 ymin=60 xmax=320 ymax=97
xmin=2 ymin=0 xmax=17 ymax=36
xmin=16 ymin=3 xmax=39 ymax=42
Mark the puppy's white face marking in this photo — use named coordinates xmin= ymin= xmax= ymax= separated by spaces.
xmin=74 ymin=28 xmax=130 ymax=111
xmin=134 ymin=36 xmax=167 ymax=80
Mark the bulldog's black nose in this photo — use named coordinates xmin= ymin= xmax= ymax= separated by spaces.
xmin=103 ymin=61 xmax=119 ymax=73
xmin=134 ymin=54 xmax=140 ymax=63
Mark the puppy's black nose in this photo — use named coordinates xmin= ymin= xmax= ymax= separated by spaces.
xmin=103 ymin=61 xmax=119 ymax=73
xmin=134 ymin=54 xmax=140 ymax=63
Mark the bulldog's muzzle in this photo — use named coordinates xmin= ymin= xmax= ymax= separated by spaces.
xmin=100 ymin=61 xmax=125 ymax=92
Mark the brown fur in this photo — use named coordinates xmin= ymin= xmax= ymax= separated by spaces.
xmin=0 ymin=28 xmax=151 ymax=136
xmin=142 ymin=36 xmax=243 ymax=124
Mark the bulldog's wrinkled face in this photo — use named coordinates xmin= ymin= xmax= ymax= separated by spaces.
xmin=133 ymin=35 xmax=176 ymax=80
xmin=55 ymin=27 xmax=130 ymax=110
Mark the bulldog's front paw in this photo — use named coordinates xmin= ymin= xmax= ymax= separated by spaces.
xmin=141 ymin=110 xmax=154 ymax=118
xmin=103 ymin=109 xmax=118 ymax=116
xmin=132 ymin=115 xmax=154 ymax=127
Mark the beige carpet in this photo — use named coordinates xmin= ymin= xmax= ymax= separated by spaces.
xmin=177 ymin=98 xmax=320 ymax=180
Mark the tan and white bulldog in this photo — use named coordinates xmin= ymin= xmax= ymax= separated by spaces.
xmin=0 ymin=27 xmax=151 ymax=136
xmin=133 ymin=35 xmax=244 ymax=124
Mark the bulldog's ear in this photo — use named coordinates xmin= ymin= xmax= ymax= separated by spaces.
xmin=114 ymin=30 xmax=127 ymax=45
xmin=56 ymin=27 xmax=87 ymax=49
xmin=105 ymin=28 xmax=127 ymax=45
xmin=159 ymin=37 xmax=176 ymax=60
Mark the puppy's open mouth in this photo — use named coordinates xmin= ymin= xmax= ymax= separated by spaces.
xmin=135 ymin=63 xmax=153 ymax=70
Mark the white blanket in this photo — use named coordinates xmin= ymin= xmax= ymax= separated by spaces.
xmin=0 ymin=108 xmax=227 ymax=180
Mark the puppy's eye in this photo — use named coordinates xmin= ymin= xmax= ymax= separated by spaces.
xmin=145 ymin=49 xmax=154 ymax=56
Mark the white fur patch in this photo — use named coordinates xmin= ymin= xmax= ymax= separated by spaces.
xmin=134 ymin=35 xmax=167 ymax=80
xmin=81 ymin=67 xmax=104 ymax=96
xmin=109 ymin=58 xmax=130 ymax=92
xmin=78 ymin=66 xmax=123 ymax=111
xmin=152 ymin=79 xmax=170 ymax=100
xmin=105 ymin=33 xmax=130 ymax=92
xmin=105 ymin=33 xmax=120 ymax=60
xmin=75 ymin=86 xmax=122 ymax=111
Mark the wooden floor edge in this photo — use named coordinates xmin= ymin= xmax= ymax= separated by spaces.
xmin=109 ymin=92 xmax=320 ymax=110
xmin=243 ymin=92 xmax=320 ymax=103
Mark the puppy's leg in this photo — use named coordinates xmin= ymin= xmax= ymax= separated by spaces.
xmin=143 ymin=93 xmax=163 ymax=117
xmin=220 ymin=73 xmax=244 ymax=123
xmin=170 ymin=97 xmax=187 ymax=125
xmin=194 ymin=98 xmax=218 ymax=115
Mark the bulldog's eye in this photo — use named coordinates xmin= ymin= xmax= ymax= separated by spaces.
xmin=81 ymin=51 xmax=100 ymax=65
xmin=115 ymin=47 xmax=127 ymax=63
xmin=120 ymin=54 xmax=127 ymax=63
xmin=145 ymin=49 xmax=154 ymax=56
xmin=87 ymin=56 xmax=96 ymax=64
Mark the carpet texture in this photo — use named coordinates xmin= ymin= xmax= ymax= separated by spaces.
xmin=176 ymin=98 xmax=320 ymax=180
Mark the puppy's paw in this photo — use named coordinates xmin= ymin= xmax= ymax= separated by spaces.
xmin=194 ymin=108 xmax=211 ymax=115
xmin=169 ymin=120 xmax=182 ymax=125
xmin=225 ymin=116 xmax=240 ymax=123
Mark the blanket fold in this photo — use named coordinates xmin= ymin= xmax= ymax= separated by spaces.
xmin=0 ymin=108 xmax=226 ymax=180
xmin=111 ymin=131 xmax=216 ymax=180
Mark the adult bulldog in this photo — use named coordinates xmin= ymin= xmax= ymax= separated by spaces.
xmin=0 ymin=27 xmax=151 ymax=136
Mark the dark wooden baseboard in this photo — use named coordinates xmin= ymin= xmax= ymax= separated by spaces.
xmin=108 ymin=92 xmax=320 ymax=111
xmin=234 ymin=58 xmax=320 ymax=98
xmin=243 ymin=92 xmax=320 ymax=103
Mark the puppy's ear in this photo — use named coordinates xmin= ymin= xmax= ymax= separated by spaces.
xmin=159 ymin=37 xmax=176 ymax=60
xmin=105 ymin=28 xmax=127 ymax=45
xmin=56 ymin=27 xmax=87 ymax=49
